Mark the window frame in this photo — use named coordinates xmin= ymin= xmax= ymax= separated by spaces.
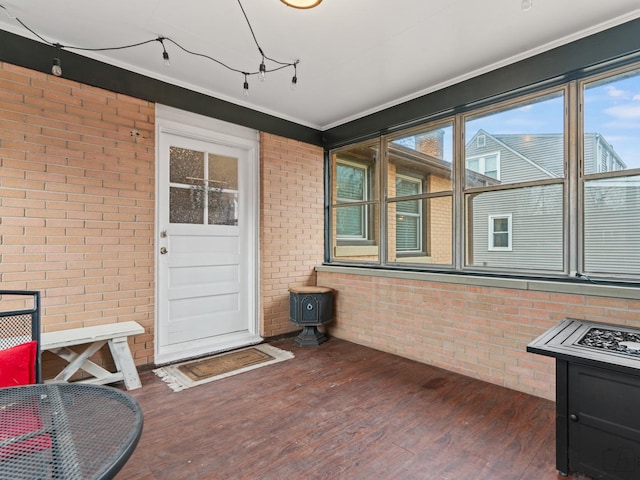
xmin=488 ymin=214 xmax=512 ymax=251
xmin=335 ymin=159 xmax=370 ymax=242
xmin=394 ymin=173 xmax=424 ymax=254
xmin=466 ymin=152 xmax=501 ymax=180
xmin=327 ymin=59 xmax=640 ymax=283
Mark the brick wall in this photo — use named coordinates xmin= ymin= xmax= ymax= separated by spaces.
xmin=260 ymin=133 xmax=325 ymax=337
xmin=317 ymin=269 xmax=640 ymax=400
xmin=0 ymin=62 xmax=155 ymax=368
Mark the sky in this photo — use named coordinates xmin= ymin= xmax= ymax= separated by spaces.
xmin=465 ymin=72 xmax=640 ymax=171
xmin=395 ymin=71 xmax=640 ymax=172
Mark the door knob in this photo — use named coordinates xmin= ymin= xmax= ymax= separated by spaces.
xmin=160 ymin=247 xmax=168 ymax=255
xmin=569 ymin=414 xmax=579 ymax=422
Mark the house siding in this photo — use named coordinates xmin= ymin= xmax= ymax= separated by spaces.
xmin=469 ymin=185 xmax=564 ymax=270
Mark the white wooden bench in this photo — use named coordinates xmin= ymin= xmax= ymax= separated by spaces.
xmin=41 ymin=321 xmax=144 ymax=390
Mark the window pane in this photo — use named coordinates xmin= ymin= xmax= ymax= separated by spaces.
xmin=465 ymin=92 xmax=565 ymax=186
xmin=170 ymin=187 xmax=203 ymax=224
xmin=389 ymin=124 xmax=453 ymax=194
xmin=170 ymin=147 xmax=204 ymax=185
xmin=466 ymin=184 xmax=564 ymax=270
xmin=584 ymin=176 xmax=640 ymax=274
xmin=583 ymin=68 xmax=640 ymax=173
xmin=388 ymin=196 xmax=452 ymax=265
xmin=337 ymin=164 xmax=365 ymax=202
xmin=336 ymin=205 xmax=365 ymax=238
xmin=396 ymin=209 xmax=420 ymax=251
xmin=331 ymin=140 xmax=380 ymax=263
xmin=332 ymin=205 xmax=380 ymax=262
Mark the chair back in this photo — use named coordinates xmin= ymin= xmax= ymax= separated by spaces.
xmin=0 ymin=291 xmax=42 ymax=384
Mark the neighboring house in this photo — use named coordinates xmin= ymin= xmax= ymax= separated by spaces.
xmin=465 ymin=129 xmax=632 ymax=271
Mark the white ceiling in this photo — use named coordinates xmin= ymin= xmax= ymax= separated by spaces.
xmin=1 ymin=0 xmax=640 ymax=130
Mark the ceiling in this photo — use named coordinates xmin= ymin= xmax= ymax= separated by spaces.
xmin=1 ymin=0 xmax=640 ymax=131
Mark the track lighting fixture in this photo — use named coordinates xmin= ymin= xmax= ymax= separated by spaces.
xmin=0 ymin=0 xmax=301 ymax=95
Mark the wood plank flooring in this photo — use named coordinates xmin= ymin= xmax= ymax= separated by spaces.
xmin=116 ymin=337 xmax=590 ymax=480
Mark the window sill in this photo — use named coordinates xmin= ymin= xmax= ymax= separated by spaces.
xmin=315 ymin=265 xmax=640 ymax=300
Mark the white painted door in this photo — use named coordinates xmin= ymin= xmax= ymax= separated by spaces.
xmin=155 ymin=117 xmax=260 ymax=364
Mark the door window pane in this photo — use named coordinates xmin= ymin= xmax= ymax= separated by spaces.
xmin=170 ymin=147 xmax=206 ymax=224
xmin=208 ymin=154 xmax=238 ymax=226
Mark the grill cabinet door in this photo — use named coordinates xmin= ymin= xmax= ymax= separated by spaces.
xmin=568 ymin=363 xmax=640 ymax=480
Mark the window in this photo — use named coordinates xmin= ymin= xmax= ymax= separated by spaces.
xmin=385 ymin=123 xmax=454 ymax=265
xmin=489 ymin=215 xmax=512 ymax=250
xmin=336 ymin=161 xmax=368 ymax=239
xmin=581 ymin=65 xmax=640 ymax=277
xmin=466 ymin=153 xmax=500 ymax=180
xmin=464 ymin=91 xmax=565 ymax=271
xmin=328 ymin=59 xmax=640 ymax=283
xmin=395 ymin=175 xmax=423 ymax=253
xmin=331 ymin=141 xmax=380 ymax=261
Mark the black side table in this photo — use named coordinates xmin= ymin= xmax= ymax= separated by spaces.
xmin=289 ymin=286 xmax=334 ymax=346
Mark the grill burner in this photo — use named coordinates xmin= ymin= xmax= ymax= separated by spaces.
xmin=578 ymin=328 xmax=640 ymax=357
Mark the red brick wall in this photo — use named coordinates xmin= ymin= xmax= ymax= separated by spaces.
xmin=317 ymin=269 xmax=640 ymax=400
xmin=0 ymin=62 xmax=155 ymax=367
xmin=260 ymin=133 xmax=325 ymax=337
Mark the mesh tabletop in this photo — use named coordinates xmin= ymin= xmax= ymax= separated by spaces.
xmin=0 ymin=383 xmax=143 ymax=480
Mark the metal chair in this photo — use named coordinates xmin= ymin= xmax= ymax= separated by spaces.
xmin=0 ymin=290 xmax=42 ymax=384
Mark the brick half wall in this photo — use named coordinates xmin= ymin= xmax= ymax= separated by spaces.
xmin=318 ymin=269 xmax=640 ymax=400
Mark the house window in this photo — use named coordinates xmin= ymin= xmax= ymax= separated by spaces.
xmin=489 ymin=215 xmax=512 ymax=250
xmin=395 ymin=175 xmax=422 ymax=253
xmin=466 ymin=153 xmax=500 ymax=180
xmin=336 ymin=162 xmax=368 ymax=239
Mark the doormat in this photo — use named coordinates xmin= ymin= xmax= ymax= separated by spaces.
xmin=153 ymin=344 xmax=294 ymax=392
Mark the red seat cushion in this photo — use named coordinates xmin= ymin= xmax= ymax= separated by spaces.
xmin=0 ymin=403 xmax=52 ymax=459
xmin=0 ymin=340 xmax=37 ymax=387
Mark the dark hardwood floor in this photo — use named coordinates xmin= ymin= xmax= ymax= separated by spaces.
xmin=116 ymin=337 xmax=589 ymax=480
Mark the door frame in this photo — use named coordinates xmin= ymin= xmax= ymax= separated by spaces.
xmin=154 ymin=104 xmax=261 ymax=365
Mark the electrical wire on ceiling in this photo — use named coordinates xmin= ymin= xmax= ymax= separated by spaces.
xmin=0 ymin=0 xmax=300 ymax=96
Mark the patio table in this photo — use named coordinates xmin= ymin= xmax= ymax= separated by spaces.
xmin=0 ymin=383 xmax=143 ymax=479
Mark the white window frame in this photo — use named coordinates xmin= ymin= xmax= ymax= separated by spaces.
xmin=336 ymin=159 xmax=369 ymax=241
xmin=395 ymin=173 xmax=423 ymax=253
xmin=488 ymin=214 xmax=512 ymax=251
xmin=466 ymin=152 xmax=501 ymax=180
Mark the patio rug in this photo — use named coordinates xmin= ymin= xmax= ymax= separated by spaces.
xmin=153 ymin=344 xmax=294 ymax=392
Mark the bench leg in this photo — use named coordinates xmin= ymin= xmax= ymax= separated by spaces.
xmin=108 ymin=337 xmax=142 ymax=390
xmin=49 ymin=341 xmax=108 ymax=382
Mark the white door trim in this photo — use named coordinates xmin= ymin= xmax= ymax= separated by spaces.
xmin=154 ymin=105 xmax=261 ymax=365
